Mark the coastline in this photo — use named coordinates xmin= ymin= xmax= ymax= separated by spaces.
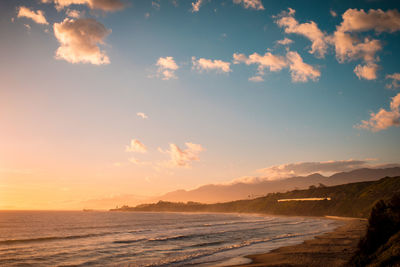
xmin=230 ymin=217 xmax=367 ymax=267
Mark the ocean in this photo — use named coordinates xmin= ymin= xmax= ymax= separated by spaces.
xmin=0 ymin=211 xmax=339 ymax=266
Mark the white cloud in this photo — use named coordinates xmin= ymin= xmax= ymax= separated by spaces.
xmin=330 ymin=9 xmax=337 ymax=17
xmin=17 ymin=6 xmax=48 ymax=25
xmin=137 ymin=112 xmax=148 ymax=119
xmin=41 ymin=0 xmax=124 ymax=12
xmin=286 ymin=51 xmax=320 ymax=82
xmin=386 ymin=73 xmax=400 ymax=89
xmin=192 ymin=57 xmax=231 ymax=73
xmin=233 ymin=0 xmax=264 ymax=10
xmin=275 ymin=8 xmax=328 ymax=58
xmin=126 ymin=139 xmax=147 ymax=153
xmin=276 ymin=37 xmax=293 ymax=46
xmin=191 ymin=0 xmax=204 ymax=12
xmin=357 ymin=92 xmax=400 ymax=132
xmin=156 ymin=56 xmax=179 ymax=80
xmin=161 ymin=142 xmax=204 ymax=168
xmin=53 ymin=18 xmax=111 ymax=65
xmin=354 ymin=63 xmax=378 ymax=80
xmin=257 ymin=159 xmax=371 ymax=179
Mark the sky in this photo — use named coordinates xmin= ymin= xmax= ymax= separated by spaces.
xmin=0 ymin=0 xmax=400 ymax=210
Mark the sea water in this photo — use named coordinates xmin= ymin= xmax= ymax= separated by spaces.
xmin=0 ymin=211 xmax=339 ymax=266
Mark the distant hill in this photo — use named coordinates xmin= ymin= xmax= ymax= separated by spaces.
xmin=114 ymin=176 xmax=400 ymax=218
xmin=80 ymin=167 xmax=400 ymax=209
xmin=151 ymin=167 xmax=400 ymax=204
xmin=78 ymin=194 xmax=149 ymax=210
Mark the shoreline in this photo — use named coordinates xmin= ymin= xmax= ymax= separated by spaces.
xmin=229 ymin=217 xmax=367 ymax=267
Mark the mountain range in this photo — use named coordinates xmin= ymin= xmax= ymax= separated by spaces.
xmin=81 ymin=167 xmax=400 ymax=209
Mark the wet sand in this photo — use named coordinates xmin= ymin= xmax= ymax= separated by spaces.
xmin=233 ymin=217 xmax=367 ymax=267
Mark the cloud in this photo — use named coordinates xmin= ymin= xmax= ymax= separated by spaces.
xmin=161 ymin=142 xmax=204 ymax=168
xmin=233 ymin=51 xmax=288 ymax=75
xmin=257 ymin=159 xmax=371 ymax=179
xmin=191 ymin=0 xmax=204 ymax=12
xmin=328 ymin=9 xmax=400 ymax=80
xmin=275 ymin=8 xmax=328 ymax=58
xmin=386 ymin=73 xmax=400 ymax=89
xmin=357 ymin=92 xmax=400 ymax=132
xmin=248 ymin=76 xmax=264 ymax=82
xmin=330 ymin=9 xmax=337 ymax=18
xmin=337 ymin=9 xmax=400 ymax=33
xmin=156 ymin=56 xmax=179 ymax=80
xmin=330 ymin=28 xmax=382 ymax=64
xmin=276 ymin=37 xmax=293 ymax=46
xmin=66 ymin=9 xmax=81 ymax=18
xmin=354 ymin=63 xmax=378 ymax=80
xmin=234 ymin=50 xmax=319 ymax=82
xmin=192 ymin=57 xmax=231 ymax=73
xmin=41 ymin=0 xmax=125 ymax=12
xmin=286 ymin=51 xmax=320 ymax=82
xmin=233 ymin=0 xmax=264 ymax=10
xmin=17 ymin=6 xmax=48 ymax=25
xmin=152 ymin=1 xmax=161 ymax=10
xmin=137 ymin=112 xmax=148 ymax=119
xmin=53 ymin=18 xmax=111 ymax=65
xmin=126 ymin=139 xmax=147 ymax=153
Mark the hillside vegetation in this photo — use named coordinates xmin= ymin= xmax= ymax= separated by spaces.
xmin=112 ymin=176 xmax=400 ymax=218
xmin=351 ymin=193 xmax=400 ymax=266
xmin=150 ymin=167 xmax=400 ymax=204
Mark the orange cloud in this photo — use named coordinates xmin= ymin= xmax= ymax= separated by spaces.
xmin=192 ymin=57 xmax=231 ymax=73
xmin=354 ymin=63 xmax=378 ymax=80
xmin=66 ymin=9 xmax=81 ymax=18
xmin=126 ymin=139 xmax=147 ymax=153
xmin=53 ymin=18 xmax=111 ymax=65
xmin=233 ymin=0 xmax=264 ymax=10
xmin=286 ymin=51 xmax=320 ymax=82
xmin=328 ymin=9 xmax=400 ymax=80
xmin=161 ymin=142 xmax=204 ymax=168
xmin=338 ymin=9 xmax=400 ymax=33
xmin=136 ymin=112 xmax=148 ymax=119
xmin=234 ymin=50 xmax=319 ymax=83
xmin=233 ymin=51 xmax=288 ymax=74
xmin=276 ymin=37 xmax=293 ymax=46
xmin=257 ymin=159 xmax=371 ymax=179
xmin=17 ymin=6 xmax=48 ymax=25
xmin=191 ymin=0 xmax=204 ymax=12
xmin=386 ymin=73 xmax=400 ymax=89
xmin=357 ymin=93 xmax=400 ymax=132
xmin=156 ymin=57 xmax=179 ymax=80
xmin=276 ymin=8 xmax=328 ymax=58
xmin=41 ymin=0 xmax=124 ymax=12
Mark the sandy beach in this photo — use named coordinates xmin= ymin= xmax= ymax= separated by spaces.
xmin=233 ymin=217 xmax=367 ymax=267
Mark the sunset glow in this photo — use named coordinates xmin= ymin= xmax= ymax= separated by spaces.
xmin=1 ymin=0 xmax=400 ymax=210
